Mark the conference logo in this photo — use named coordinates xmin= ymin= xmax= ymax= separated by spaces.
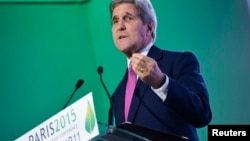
xmin=85 ymin=101 xmax=96 ymax=134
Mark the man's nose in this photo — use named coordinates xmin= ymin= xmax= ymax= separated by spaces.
xmin=117 ymin=20 xmax=126 ymax=30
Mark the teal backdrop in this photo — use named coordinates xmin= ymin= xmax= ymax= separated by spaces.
xmin=0 ymin=0 xmax=250 ymax=140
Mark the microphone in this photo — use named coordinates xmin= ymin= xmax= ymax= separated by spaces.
xmin=97 ymin=66 xmax=113 ymax=126
xmin=63 ymin=79 xmax=84 ymax=109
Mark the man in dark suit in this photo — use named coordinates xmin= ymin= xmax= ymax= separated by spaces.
xmin=110 ymin=0 xmax=212 ymax=140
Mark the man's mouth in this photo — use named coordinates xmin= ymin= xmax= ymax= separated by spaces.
xmin=118 ymin=35 xmax=127 ymax=39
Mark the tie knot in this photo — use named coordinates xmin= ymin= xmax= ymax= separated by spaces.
xmin=129 ymin=62 xmax=133 ymax=72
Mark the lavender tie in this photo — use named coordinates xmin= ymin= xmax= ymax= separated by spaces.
xmin=124 ymin=63 xmax=137 ymax=121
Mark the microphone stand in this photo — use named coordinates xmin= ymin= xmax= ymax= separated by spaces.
xmin=63 ymin=87 xmax=78 ymax=110
xmin=63 ymin=79 xmax=84 ymax=110
xmin=98 ymin=66 xmax=113 ymax=127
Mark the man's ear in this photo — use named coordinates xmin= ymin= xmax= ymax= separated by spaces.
xmin=146 ymin=23 xmax=154 ymax=36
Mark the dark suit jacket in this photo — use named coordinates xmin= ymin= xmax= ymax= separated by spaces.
xmin=111 ymin=45 xmax=212 ymax=141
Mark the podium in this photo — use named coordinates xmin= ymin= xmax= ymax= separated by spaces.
xmin=90 ymin=122 xmax=188 ymax=141
xmin=15 ymin=91 xmax=187 ymax=141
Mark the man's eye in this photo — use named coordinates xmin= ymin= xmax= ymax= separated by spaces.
xmin=124 ymin=16 xmax=133 ymax=21
xmin=112 ymin=20 xmax=118 ymax=24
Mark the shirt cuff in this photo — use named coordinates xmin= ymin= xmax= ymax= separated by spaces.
xmin=151 ymin=75 xmax=169 ymax=102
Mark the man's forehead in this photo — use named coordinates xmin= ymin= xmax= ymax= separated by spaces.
xmin=112 ymin=3 xmax=139 ymax=18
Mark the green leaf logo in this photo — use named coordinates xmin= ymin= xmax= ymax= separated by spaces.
xmin=85 ymin=101 xmax=96 ymax=133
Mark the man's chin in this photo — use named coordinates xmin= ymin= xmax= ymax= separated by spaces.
xmin=115 ymin=47 xmax=131 ymax=56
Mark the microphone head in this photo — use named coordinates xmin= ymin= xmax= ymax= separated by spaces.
xmin=97 ymin=66 xmax=103 ymax=74
xmin=76 ymin=79 xmax=84 ymax=89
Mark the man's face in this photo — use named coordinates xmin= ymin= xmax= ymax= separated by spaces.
xmin=112 ymin=3 xmax=152 ymax=58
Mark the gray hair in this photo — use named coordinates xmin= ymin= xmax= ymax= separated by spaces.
xmin=110 ymin=0 xmax=157 ymax=41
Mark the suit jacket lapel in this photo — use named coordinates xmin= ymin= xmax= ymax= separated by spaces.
xmin=115 ymin=70 xmax=128 ymax=123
